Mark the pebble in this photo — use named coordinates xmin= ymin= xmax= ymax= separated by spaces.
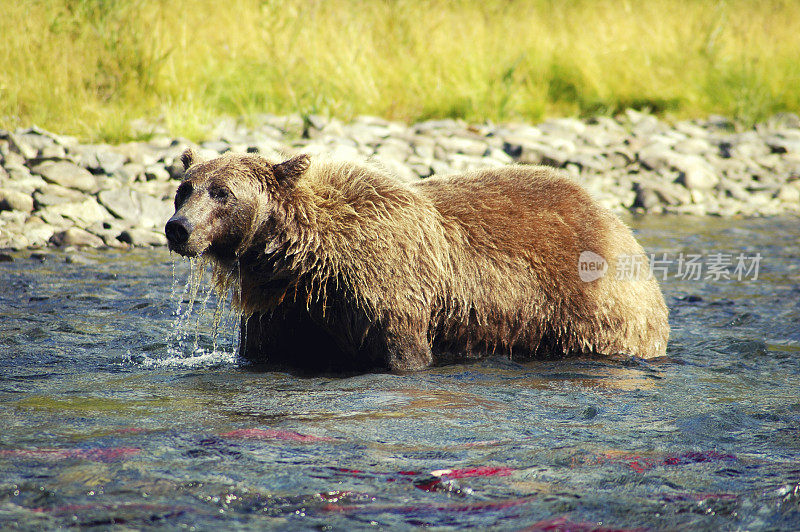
xmin=0 ymin=112 xmax=798 ymax=251
xmin=49 ymin=227 xmax=104 ymax=248
xmin=0 ymin=189 xmax=34 ymax=213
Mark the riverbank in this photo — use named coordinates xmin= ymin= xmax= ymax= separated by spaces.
xmin=1 ymin=111 xmax=799 ymax=251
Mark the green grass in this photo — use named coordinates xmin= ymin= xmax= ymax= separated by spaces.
xmin=2 ymin=0 xmax=799 ymax=142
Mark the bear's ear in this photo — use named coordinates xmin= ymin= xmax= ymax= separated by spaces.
xmin=180 ymin=148 xmax=198 ymax=170
xmin=273 ymin=154 xmax=310 ymax=187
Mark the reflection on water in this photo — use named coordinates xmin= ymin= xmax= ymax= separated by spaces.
xmin=0 ymin=216 xmax=799 ymax=530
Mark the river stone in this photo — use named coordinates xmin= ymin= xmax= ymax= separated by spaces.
xmin=3 ymin=132 xmax=39 ymax=159
xmin=201 ymin=140 xmax=230 ymax=154
xmin=775 ymin=184 xmax=800 ymax=203
xmin=436 ymin=136 xmax=488 ymax=157
xmin=37 ymin=209 xmax=70 ymax=229
xmin=98 ymin=188 xmax=141 ymax=221
xmin=137 ymin=195 xmax=174 ymax=229
xmin=38 ymin=144 xmax=67 ymax=160
xmin=327 ymin=144 xmax=361 ymax=161
xmin=375 ymin=141 xmax=412 ymax=163
xmin=2 ymin=148 xmax=26 ymax=168
xmin=49 ymin=227 xmax=104 ymax=248
xmin=144 ymin=164 xmax=170 ymax=181
xmin=23 ymin=221 xmax=55 ymax=247
xmin=678 ymin=165 xmax=719 ymax=190
xmin=42 ymin=197 xmax=112 ymax=226
xmin=32 ymin=161 xmax=96 ymax=192
xmin=637 ymin=142 xmax=676 ymax=170
xmin=95 ymin=149 xmax=127 ymax=175
xmin=766 ymin=135 xmax=800 ymax=155
xmin=0 ymin=190 xmax=34 ymax=213
xmin=673 ymin=138 xmax=712 ymax=155
xmin=118 ymin=227 xmax=167 ymax=246
xmin=116 ymin=162 xmax=145 ymax=182
xmin=33 ymin=183 xmax=85 ymax=207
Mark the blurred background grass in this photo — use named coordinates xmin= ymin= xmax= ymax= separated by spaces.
xmin=1 ymin=0 xmax=798 ymax=142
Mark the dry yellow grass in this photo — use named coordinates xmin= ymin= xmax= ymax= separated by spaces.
xmin=1 ymin=0 xmax=798 ymax=141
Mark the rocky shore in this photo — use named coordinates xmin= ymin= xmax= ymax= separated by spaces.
xmin=1 ymin=110 xmax=799 ymax=251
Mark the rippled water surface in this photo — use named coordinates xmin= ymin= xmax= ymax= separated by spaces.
xmin=1 ymin=216 xmax=799 ymax=530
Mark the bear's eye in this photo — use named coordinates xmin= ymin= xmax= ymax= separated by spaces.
xmin=175 ymin=183 xmax=193 ymax=207
xmin=209 ymin=186 xmax=231 ymax=202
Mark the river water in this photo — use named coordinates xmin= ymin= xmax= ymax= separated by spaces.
xmin=0 ymin=216 xmax=798 ymax=530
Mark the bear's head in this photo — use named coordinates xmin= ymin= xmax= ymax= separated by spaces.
xmin=165 ymin=149 xmax=309 ymax=262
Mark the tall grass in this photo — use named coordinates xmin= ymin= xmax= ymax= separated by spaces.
xmin=2 ymin=0 xmax=798 ymax=142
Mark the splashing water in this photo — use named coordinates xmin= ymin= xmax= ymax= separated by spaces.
xmin=152 ymin=255 xmax=243 ymax=367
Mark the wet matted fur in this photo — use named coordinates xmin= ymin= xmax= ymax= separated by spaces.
xmin=165 ymin=150 xmax=669 ymax=372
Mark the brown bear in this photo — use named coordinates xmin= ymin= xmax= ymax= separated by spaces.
xmin=165 ymin=150 xmax=669 ymax=373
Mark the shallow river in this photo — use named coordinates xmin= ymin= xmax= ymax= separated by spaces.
xmin=1 ymin=216 xmax=799 ymax=530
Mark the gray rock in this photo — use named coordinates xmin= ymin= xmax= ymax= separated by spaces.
xmin=98 ymin=188 xmax=141 ymax=220
xmin=436 ymin=136 xmax=488 ymax=157
xmin=539 ymin=117 xmax=586 ymax=137
xmin=449 ymin=154 xmax=502 ymax=172
xmin=95 ymin=149 xmax=127 ymax=174
xmin=673 ymin=138 xmax=712 ymax=155
xmin=503 ymin=138 xmax=566 ymax=167
xmin=33 ymin=184 xmax=85 ymax=207
xmin=413 ymin=119 xmax=463 ymax=134
xmin=49 ymin=227 xmax=104 ymax=248
xmin=723 ymin=182 xmax=751 ymax=202
xmin=2 ymin=149 xmax=26 ymax=168
xmin=2 ymin=132 xmax=38 ymax=159
xmin=677 ymin=160 xmax=720 ymax=190
xmin=116 ymin=162 xmax=146 ymax=182
xmin=38 ymin=144 xmax=67 ymax=160
xmin=144 ymin=164 xmax=170 ymax=181
xmin=0 ymin=189 xmax=34 ymax=213
xmin=31 ymin=161 xmax=96 ymax=192
xmin=200 ymin=140 xmax=230 ymax=154
xmin=37 ymin=209 xmax=70 ymax=229
xmin=132 ymin=180 xmax=177 ymax=201
xmin=635 ymin=180 xmax=693 ymax=208
xmin=375 ymin=139 xmax=412 ymax=162
xmin=65 ymin=253 xmax=98 ymax=265
xmin=137 ymin=195 xmax=174 ymax=229
xmin=24 ymin=221 xmax=56 ymax=247
xmin=40 ymin=197 xmax=112 ymax=226
xmin=376 ymin=158 xmax=417 ymax=182
xmin=326 ymin=145 xmax=361 ymax=161
xmin=637 ymin=142 xmax=675 ymax=170
xmin=408 ymin=162 xmax=433 ymax=178
xmin=775 ymin=184 xmax=800 ymax=203
xmin=766 ymin=134 xmax=800 ymax=155
xmin=116 ymin=143 xmax=162 ymax=167
xmin=118 ymin=227 xmax=167 ymax=246
xmin=486 ymin=148 xmax=514 ymax=165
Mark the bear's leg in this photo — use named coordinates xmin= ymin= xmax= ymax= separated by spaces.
xmin=380 ymin=318 xmax=433 ymax=372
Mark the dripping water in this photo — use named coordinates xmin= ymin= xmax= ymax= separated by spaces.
xmin=152 ymin=254 xmax=242 ymax=367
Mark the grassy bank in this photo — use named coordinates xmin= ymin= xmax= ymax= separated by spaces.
xmin=2 ymin=0 xmax=799 ymax=142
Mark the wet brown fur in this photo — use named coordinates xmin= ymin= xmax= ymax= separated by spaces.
xmin=167 ymin=150 xmax=669 ymax=373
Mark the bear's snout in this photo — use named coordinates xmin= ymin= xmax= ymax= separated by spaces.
xmin=165 ymin=216 xmax=193 ymax=252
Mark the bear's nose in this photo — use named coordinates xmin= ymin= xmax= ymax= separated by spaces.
xmin=165 ymin=216 xmax=193 ymax=247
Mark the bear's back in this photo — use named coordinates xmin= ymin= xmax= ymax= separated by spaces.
xmin=411 ymin=166 xmax=623 ymax=265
